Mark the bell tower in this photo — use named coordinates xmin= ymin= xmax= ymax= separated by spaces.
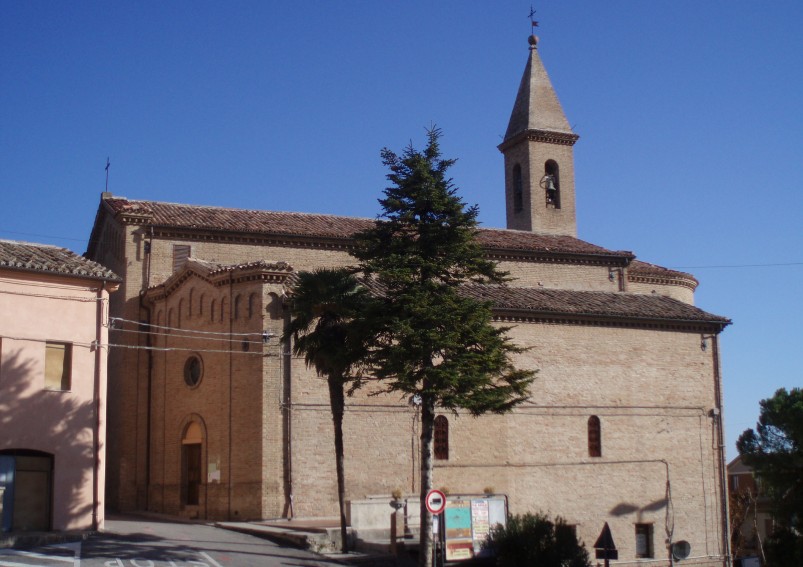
xmin=498 ymin=34 xmax=579 ymax=236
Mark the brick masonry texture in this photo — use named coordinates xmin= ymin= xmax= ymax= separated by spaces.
xmin=85 ymin=212 xmax=730 ymax=565
xmin=85 ymin=40 xmax=730 ymax=563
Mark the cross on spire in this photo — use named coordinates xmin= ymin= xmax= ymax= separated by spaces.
xmin=529 ymin=5 xmax=539 ymax=28
xmin=105 ymin=157 xmax=110 ymax=192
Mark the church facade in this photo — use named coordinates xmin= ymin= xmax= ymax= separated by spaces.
xmin=87 ymin=35 xmax=731 ymax=565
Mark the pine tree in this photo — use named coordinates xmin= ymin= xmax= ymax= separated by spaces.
xmin=353 ymin=128 xmax=535 ymax=566
xmin=737 ymin=387 xmax=803 ymax=566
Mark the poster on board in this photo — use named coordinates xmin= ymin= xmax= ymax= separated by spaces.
xmin=444 ymin=499 xmax=473 ymax=561
xmin=443 ymin=496 xmax=507 ymax=562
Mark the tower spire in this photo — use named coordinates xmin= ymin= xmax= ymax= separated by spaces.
xmin=498 ymin=29 xmax=579 ymax=236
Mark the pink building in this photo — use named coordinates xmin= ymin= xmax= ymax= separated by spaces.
xmin=0 ymin=240 xmax=119 ymax=533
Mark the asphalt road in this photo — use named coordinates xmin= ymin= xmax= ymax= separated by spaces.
xmin=0 ymin=515 xmax=349 ymax=567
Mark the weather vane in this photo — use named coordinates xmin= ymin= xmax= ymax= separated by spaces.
xmin=105 ymin=157 xmax=110 ymax=192
xmin=529 ymin=5 xmax=539 ymax=29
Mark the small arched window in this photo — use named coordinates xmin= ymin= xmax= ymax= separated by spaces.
xmin=220 ymin=297 xmax=228 ymax=322
xmin=544 ymin=160 xmax=561 ymax=209
xmin=198 ymin=294 xmax=205 ymax=317
xmin=513 ymin=163 xmax=524 ymax=213
xmin=210 ymin=299 xmax=216 ymax=323
xmin=248 ymin=293 xmax=258 ymax=319
xmin=266 ymin=293 xmax=281 ymax=320
xmin=234 ymin=294 xmax=241 ymax=320
xmin=188 ymin=289 xmax=194 ymax=318
xmin=434 ymin=415 xmax=449 ymax=460
xmin=588 ymin=415 xmax=601 ymax=458
xmin=177 ymin=300 xmax=183 ymax=328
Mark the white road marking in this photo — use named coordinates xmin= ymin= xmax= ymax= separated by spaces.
xmin=199 ymin=552 xmax=224 ymax=567
xmin=0 ymin=541 xmax=80 ymax=566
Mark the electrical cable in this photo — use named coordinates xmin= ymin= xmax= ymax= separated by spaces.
xmin=109 ymin=325 xmax=268 ymax=347
xmin=108 ymin=316 xmax=270 ymax=338
xmin=0 ymin=289 xmax=104 ymax=302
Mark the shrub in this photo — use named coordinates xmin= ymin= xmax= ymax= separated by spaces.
xmin=486 ymin=512 xmax=591 ymax=567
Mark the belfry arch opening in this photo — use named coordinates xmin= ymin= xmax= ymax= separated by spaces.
xmin=512 ymin=163 xmax=524 ymax=213
xmin=543 ymin=160 xmax=561 ymax=209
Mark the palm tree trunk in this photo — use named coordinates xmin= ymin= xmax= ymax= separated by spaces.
xmin=419 ymin=395 xmax=436 ymax=567
xmin=328 ymin=377 xmax=349 ymax=552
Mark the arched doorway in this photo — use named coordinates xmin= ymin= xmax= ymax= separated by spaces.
xmin=181 ymin=422 xmax=203 ymax=507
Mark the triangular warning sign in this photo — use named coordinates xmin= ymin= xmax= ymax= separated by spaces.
xmin=593 ymin=522 xmax=617 ymax=550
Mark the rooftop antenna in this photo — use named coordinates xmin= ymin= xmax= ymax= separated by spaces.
xmin=105 ymin=157 xmax=110 ymax=193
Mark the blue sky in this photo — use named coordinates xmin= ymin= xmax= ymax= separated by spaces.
xmin=1 ymin=1 xmax=801 ymax=460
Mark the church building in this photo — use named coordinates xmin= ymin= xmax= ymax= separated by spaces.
xmin=87 ymin=33 xmax=731 ymax=566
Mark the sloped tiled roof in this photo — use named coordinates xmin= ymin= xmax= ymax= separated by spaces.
xmin=0 ymin=239 xmax=120 ymax=281
xmin=145 ymin=257 xmax=293 ymax=300
xmin=289 ymin=276 xmax=728 ymax=329
xmin=100 ymin=197 xmax=633 ymax=260
xmin=460 ymin=284 xmax=729 ymax=327
xmin=629 ymin=260 xmax=698 ymax=283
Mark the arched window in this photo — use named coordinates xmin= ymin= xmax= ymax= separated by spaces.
xmin=220 ymin=297 xmax=228 ymax=322
xmin=155 ymin=311 xmax=163 ymax=347
xmin=167 ymin=309 xmax=174 ymax=333
xmin=434 ymin=415 xmax=449 ymax=460
xmin=234 ymin=294 xmax=241 ymax=320
xmin=177 ymin=300 xmax=183 ymax=328
xmin=544 ymin=160 xmax=561 ymax=209
xmin=513 ymin=163 xmax=524 ymax=213
xmin=210 ymin=299 xmax=216 ymax=322
xmin=198 ymin=294 xmax=205 ymax=317
xmin=188 ymin=289 xmax=194 ymax=318
xmin=588 ymin=415 xmax=601 ymax=457
xmin=248 ymin=293 xmax=258 ymax=319
xmin=266 ymin=293 xmax=281 ymax=320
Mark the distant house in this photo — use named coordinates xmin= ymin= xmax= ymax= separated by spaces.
xmin=0 ymin=240 xmax=119 ymax=533
xmin=728 ymin=455 xmax=773 ymax=564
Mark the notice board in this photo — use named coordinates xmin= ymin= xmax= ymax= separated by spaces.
xmin=442 ymin=496 xmax=507 ymax=562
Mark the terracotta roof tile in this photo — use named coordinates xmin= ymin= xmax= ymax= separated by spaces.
xmin=460 ymin=284 xmax=729 ymax=326
xmin=629 ymin=260 xmax=697 ymax=283
xmin=103 ymin=197 xmax=633 ymax=259
xmin=0 ymin=239 xmax=120 ymax=281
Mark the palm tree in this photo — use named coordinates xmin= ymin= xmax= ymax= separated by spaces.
xmin=282 ymin=268 xmax=370 ymax=553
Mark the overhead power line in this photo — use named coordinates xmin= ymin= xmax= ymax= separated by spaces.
xmin=670 ymin=262 xmax=803 ymax=269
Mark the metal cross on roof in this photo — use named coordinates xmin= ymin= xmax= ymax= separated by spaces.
xmin=529 ymin=5 xmax=539 ymax=28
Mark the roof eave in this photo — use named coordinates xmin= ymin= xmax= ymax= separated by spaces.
xmin=493 ymin=308 xmax=731 ymax=333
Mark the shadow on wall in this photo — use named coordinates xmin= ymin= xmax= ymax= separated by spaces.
xmin=0 ymin=350 xmax=98 ymax=531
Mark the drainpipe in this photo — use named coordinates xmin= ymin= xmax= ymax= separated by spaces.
xmin=228 ymin=272 xmax=234 ymax=519
xmin=282 ymin=301 xmax=294 ymax=519
xmin=711 ymin=334 xmax=732 ymax=567
xmin=92 ymin=281 xmax=106 ymax=531
xmin=141 ymin=226 xmax=154 ymax=510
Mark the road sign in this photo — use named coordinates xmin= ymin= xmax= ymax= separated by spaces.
xmin=425 ymin=489 xmax=446 ymax=515
xmin=593 ymin=522 xmax=619 ymax=563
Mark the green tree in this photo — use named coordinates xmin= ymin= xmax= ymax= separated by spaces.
xmin=736 ymin=387 xmax=803 ymax=566
xmin=282 ymin=268 xmax=371 ymax=553
xmin=353 ymin=128 xmax=535 ymax=567
xmin=487 ymin=512 xmax=592 ymax=567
